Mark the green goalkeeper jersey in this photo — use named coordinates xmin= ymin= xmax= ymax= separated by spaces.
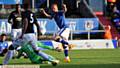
xmin=17 ymin=41 xmax=55 ymax=63
xmin=37 ymin=41 xmax=54 ymax=50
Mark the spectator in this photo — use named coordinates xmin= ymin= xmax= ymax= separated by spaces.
xmin=104 ymin=25 xmax=112 ymax=39
xmin=107 ymin=0 xmax=116 ymax=16
xmin=115 ymin=0 xmax=120 ymax=11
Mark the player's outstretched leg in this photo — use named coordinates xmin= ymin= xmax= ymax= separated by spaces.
xmin=3 ymin=45 xmax=15 ymax=64
xmin=37 ymin=51 xmax=59 ymax=66
xmin=54 ymin=36 xmax=75 ymax=62
xmin=54 ymin=36 xmax=75 ymax=50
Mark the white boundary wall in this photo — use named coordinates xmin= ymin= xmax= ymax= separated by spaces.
xmin=7 ymin=39 xmax=117 ymax=50
xmin=52 ymin=39 xmax=117 ymax=50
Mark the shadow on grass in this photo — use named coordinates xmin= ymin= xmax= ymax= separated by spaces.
xmin=40 ymin=64 xmax=120 ymax=68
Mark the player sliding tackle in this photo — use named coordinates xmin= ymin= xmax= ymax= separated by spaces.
xmin=41 ymin=3 xmax=75 ymax=62
xmin=17 ymin=40 xmax=60 ymax=65
xmin=3 ymin=39 xmax=59 ymax=66
xmin=3 ymin=3 xmax=59 ymax=66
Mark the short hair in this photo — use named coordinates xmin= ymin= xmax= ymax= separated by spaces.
xmin=16 ymin=4 xmax=20 ymax=8
xmin=23 ymin=3 xmax=30 ymax=9
xmin=1 ymin=33 xmax=7 ymax=36
xmin=16 ymin=4 xmax=20 ymax=6
xmin=52 ymin=3 xmax=58 ymax=7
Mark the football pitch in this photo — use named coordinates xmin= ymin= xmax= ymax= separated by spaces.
xmin=0 ymin=48 xmax=120 ymax=68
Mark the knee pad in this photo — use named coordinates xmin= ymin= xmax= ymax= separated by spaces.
xmin=8 ymin=45 xmax=15 ymax=50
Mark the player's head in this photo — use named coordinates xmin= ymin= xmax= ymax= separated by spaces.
xmin=105 ymin=25 xmax=111 ymax=30
xmin=0 ymin=33 xmax=7 ymax=41
xmin=51 ymin=3 xmax=58 ymax=12
xmin=16 ymin=4 xmax=21 ymax=11
xmin=23 ymin=3 xmax=30 ymax=10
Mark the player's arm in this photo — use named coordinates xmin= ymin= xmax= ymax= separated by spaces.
xmin=35 ymin=22 xmax=41 ymax=37
xmin=37 ymin=41 xmax=53 ymax=50
xmin=37 ymin=41 xmax=62 ymax=52
xmin=40 ymin=8 xmax=52 ymax=18
xmin=20 ymin=18 xmax=28 ymax=38
xmin=62 ymin=4 xmax=67 ymax=13
xmin=8 ymin=12 xmax=13 ymax=24
xmin=33 ymin=13 xmax=42 ymax=36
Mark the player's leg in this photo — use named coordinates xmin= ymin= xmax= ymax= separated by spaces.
xmin=15 ymin=29 xmax=26 ymax=57
xmin=11 ymin=29 xmax=22 ymax=58
xmin=3 ymin=45 xmax=14 ymax=64
xmin=37 ymin=51 xmax=59 ymax=66
xmin=35 ymin=41 xmax=60 ymax=64
xmin=19 ymin=42 xmax=59 ymax=65
xmin=54 ymin=28 xmax=74 ymax=49
xmin=23 ymin=34 xmax=59 ymax=65
xmin=31 ymin=42 xmax=59 ymax=65
xmin=3 ymin=39 xmax=23 ymax=64
xmin=16 ymin=29 xmax=22 ymax=39
xmin=11 ymin=29 xmax=20 ymax=41
xmin=62 ymin=44 xmax=71 ymax=62
xmin=54 ymin=28 xmax=73 ymax=62
xmin=0 ymin=47 xmax=8 ymax=56
xmin=33 ymin=41 xmax=59 ymax=65
xmin=0 ymin=46 xmax=6 ymax=56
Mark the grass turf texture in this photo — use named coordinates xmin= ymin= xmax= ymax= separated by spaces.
xmin=0 ymin=48 xmax=120 ymax=68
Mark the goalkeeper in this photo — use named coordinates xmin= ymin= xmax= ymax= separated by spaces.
xmin=17 ymin=41 xmax=60 ymax=64
xmin=3 ymin=39 xmax=59 ymax=66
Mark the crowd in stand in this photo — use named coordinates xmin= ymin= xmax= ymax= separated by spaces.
xmin=103 ymin=0 xmax=120 ymax=36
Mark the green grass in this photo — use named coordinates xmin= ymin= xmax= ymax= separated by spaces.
xmin=0 ymin=48 xmax=120 ymax=68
